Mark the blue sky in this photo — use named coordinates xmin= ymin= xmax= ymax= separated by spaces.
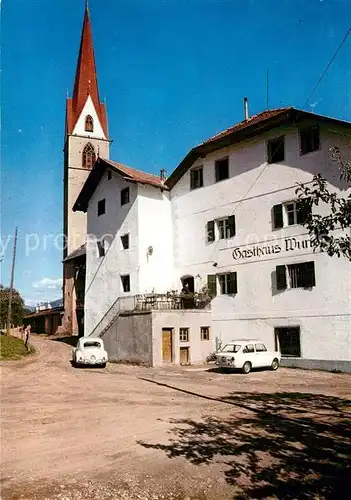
xmin=1 ymin=0 xmax=350 ymax=305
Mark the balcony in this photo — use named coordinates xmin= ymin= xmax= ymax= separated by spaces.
xmin=135 ymin=291 xmax=211 ymax=311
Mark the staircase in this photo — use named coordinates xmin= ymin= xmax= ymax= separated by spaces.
xmin=89 ymin=295 xmax=136 ymax=338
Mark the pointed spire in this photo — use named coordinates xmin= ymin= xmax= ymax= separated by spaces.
xmin=66 ymin=3 xmax=108 ymax=137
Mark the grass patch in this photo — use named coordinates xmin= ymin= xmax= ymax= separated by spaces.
xmin=0 ymin=334 xmax=35 ymax=360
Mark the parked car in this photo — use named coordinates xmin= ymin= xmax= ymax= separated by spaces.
xmin=72 ymin=337 xmax=108 ymax=368
xmin=215 ymin=339 xmax=280 ymax=374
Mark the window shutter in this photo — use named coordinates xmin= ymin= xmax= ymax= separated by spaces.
xmin=296 ymin=199 xmax=312 ymax=224
xmin=207 ymin=221 xmax=215 ymax=242
xmin=276 ymin=265 xmax=287 ymax=290
xmin=306 ymin=262 xmax=316 ymax=287
xmin=207 ymin=275 xmax=217 ymax=297
xmin=229 ymin=272 xmax=237 ymax=294
xmin=273 ymin=204 xmax=283 ymax=229
xmin=228 ymin=215 xmax=236 ymax=237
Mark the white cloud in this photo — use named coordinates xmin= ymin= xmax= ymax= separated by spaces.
xmin=32 ymin=277 xmax=62 ymax=291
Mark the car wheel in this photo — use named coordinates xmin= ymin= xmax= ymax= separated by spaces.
xmin=242 ymin=361 xmax=251 ymax=374
xmin=101 ymin=363 xmax=106 ymax=368
xmin=271 ymin=358 xmax=279 ymax=371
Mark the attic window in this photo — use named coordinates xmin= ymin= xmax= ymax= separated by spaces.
xmin=267 ymin=136 xmax=285 ymax=163
xmin=121 ymin=187 xmax=130 ymax=206
xmin=107 ymin=170 xmax=112 ymax=181
xmin=82 ymin=142 xmax=96 ymax=169
xmin=85 ymin=115 xmax=94 ymax=132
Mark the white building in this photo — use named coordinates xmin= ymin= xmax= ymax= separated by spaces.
xmin=74 ymin=106 xmax=351 ymax=371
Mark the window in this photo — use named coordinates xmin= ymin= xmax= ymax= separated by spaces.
xmin=276 ymin=261 xmax=316 ymax=290
xmin=275 ymin=327 xmax=301 ymax=357
xmin=82 ymin=142 xmax=96 ymax=169
xmin=97 ymin=199 xmax=105 ymax=216
xmin=85 ymin=115 xmax=94 ymax=132
xmin=217 ymin=216 xmax=236 ymax=239
xmin=97 ymin=240 xmax=105 ymax=257
xmin=190 ymin=167 xmax=203 ymax=190
xmin=207 ymin=215 xmax=236 ymax=242
xmin=121 ymin=275 xmax=130 ymax=292
xmin=121 ymin=234 xmax=129 ymax=250
xmin=267 ymin=136 xmax=285 ymax=163
xmin=107 ymin=170 xmax=112 ymax=180
xmin=272 ymin=200 xmax=311 ymax=229
xmin=218 ymin=272 xmax=237 ymax=295
xmin=300 ymin=125 xmax=320 ymax=155
xmin=207 ymin=275 xmax=217 ymax=297
xmin=179 ymin=328 xmax=189 ymax=342
xmin=255 ymin=343 xmax=267 ymax=352
xmin=242 ymin=344 xmax=254 ymax=353
xmin=121 ymin=187 xmax=130 ymax=206
xmin=221 ymin=344 xmax=242 ymax=353
xmin=200 ymin=327 xmax=210 ymax=341
xmin=215 ymin=157 xmax=229 ymax=182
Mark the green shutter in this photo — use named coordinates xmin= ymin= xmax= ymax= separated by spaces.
xmin=207 ymin=221 xmax=215 ymax=242
xmin=273 ymin=204 xmax=283 ymax=229
xmin=227 ymin=215 xmax=236 ymax=237
xmin=276 ymin=265 xmax=287 ymax=290
xmin=207 ymin=275 xmax=217 ymax=297
xmin=229 ymin=272 xmax=237 ymax=294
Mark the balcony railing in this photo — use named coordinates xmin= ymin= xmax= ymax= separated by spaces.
xmin=135 ymin=292 xmax=211 ymax=311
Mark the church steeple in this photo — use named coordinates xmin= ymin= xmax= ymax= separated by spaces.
xmin=66 ymin=3 xmax=108 ymax=138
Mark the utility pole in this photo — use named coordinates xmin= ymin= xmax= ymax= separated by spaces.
xmin=266 ymin=69 xmax=269 ymax=110
xmin=6 ymin=227 xmax=18 ymax=335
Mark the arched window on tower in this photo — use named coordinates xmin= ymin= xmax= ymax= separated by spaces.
xmin=82 ymin=143 xmax=96 ymax=169
xmin=85 ymin=115 xmax=94 ymax=132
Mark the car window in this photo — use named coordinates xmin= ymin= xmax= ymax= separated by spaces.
xmin=221 ymin=344 xmax=242 ymax=353
xmin=255 ymin=343 xmax=267 ymax=352
xmin=242 ymin=344 xmax=254 ymax=353
xmin=83 ymin=341 xmax=102 ymax=348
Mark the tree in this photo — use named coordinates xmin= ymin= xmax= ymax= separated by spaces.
xmin=296 ymin=147 xmax=351 ymax=260
xmin=0 ymin=285 xmax=25 ymax=329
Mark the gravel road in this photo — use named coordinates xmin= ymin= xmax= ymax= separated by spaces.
xmin=1 ymin=336 xmax=350 ymax=500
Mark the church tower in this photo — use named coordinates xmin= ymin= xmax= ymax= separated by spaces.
xmin=63 ymin=3 xmax=110 ymax=334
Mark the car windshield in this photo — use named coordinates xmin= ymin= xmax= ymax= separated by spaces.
xmin=83 ymin=341 xmax=102 ymax=348
xmin=220 ymin=344 xmax=242 ymax=353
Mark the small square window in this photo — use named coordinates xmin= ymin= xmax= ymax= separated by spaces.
xmin=121 ymin=274 xmax=130 ymax=292
xmin=300 ymin=125 xmax=320 ymax=155
xmin=215 ymin=158 xmax=229 ymax=182
xmin=200 ymin=327 xmax=210 ymax=341
xmin=121 ymin=234 xmax=129 ymax=250
xmin=97 ymin=199 xmax=106 ymax=216
xmin=121 ymin=187 xmax=130 ymax=206
xmin=267 ymin=136 xmax=285 ymax=163
xmin=107 ymin=170 xmax=112 ymax=180
xmin=190 ymin=167 xmax=204 ymax=190
xmin=97 ymin=240 xmax=105 ymax=257
xmin=180 ymin=328 xmax=189 ymax=342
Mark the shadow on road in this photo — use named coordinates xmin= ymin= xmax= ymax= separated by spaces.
xmin=52 ymin=336 xmax=78 ymax=347
xmin=138 ymin=391 xmax=351 ymax=499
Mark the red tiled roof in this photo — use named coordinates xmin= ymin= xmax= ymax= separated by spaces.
xmin=66 ymin=6 xmax=109 ymax=138
xmin=199 ymin=107 xmax=293 ymax=146
xmin=103 ymin=158 xmax=167 ymax=189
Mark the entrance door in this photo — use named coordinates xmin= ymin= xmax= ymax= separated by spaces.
xmin=162 ymin=329 xmax=173 ymax=363
xmin=275 ymin=327 xmax=301 ymax=357
xmin=180 ymin=347 xmax=189 ymax=365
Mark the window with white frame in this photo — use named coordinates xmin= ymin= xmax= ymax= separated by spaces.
xmin=272 ymin=200 xmax=311 ymax=229
xmin=207 ymin=215 xmax=236 ymax=242
xmin=179 ymin=328 xmax=189 ymax=342
xmin=276 ymin=261 xmax=316 ymax=290
xmin=190 ymin=167 xmax=203 ymax=190
xmin=218 ymin=272 xmax=237 ymax=295
xmin=200 ymin=327 xmax=210 ymax=341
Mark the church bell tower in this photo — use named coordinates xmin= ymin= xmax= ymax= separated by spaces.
xmin=63 ymin=3 xmax=110 ymax=334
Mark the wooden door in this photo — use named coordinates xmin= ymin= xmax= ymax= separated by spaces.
xmin=162 ymin=329 xmax=173 ymax=363
xmin=180 ymin=347 xmax=189 ymax=365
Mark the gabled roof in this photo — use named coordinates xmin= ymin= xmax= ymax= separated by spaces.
xmin=66 ymin=5 xmax=108 ymax=138
xmin=73 ymin=157 xmax=167 ymax=213
xmin=165 ymin=107 xmax=351 ymax=189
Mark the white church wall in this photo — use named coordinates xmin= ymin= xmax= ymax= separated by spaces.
xmin=72 ymin=95 xmax=107 ymax=140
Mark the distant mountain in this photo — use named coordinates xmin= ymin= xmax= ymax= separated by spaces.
xmin=50 ymin=298 xmax=63 ymax=308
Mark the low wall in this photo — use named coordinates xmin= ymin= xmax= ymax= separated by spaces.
xmin=281 ymin=358 xmax=351 ymax=373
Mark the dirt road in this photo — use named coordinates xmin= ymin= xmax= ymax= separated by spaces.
xmin=1 ymin=336 xmax=350 ymax=499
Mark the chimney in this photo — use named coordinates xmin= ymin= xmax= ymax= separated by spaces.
xmin=244 ymin=97 xmax=249 ymax=121
xmin=160 ymin=169 xmax=166 ymax=181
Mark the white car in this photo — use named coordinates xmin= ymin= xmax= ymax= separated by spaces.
xmin=72 ymin=337 xmax=108 ymax=368
xmin=215 ymin=339 xmax=281 ymax=374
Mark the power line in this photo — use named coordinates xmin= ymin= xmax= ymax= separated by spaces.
xmin=302 ymin=27 xmax=351 ymax=109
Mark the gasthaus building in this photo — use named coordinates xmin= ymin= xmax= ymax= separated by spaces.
xmin=73 ymin=102 xmax=351 ymax=372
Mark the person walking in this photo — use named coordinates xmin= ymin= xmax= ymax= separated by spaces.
xmin=24 ymin=324 xmax=31 ymax=350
